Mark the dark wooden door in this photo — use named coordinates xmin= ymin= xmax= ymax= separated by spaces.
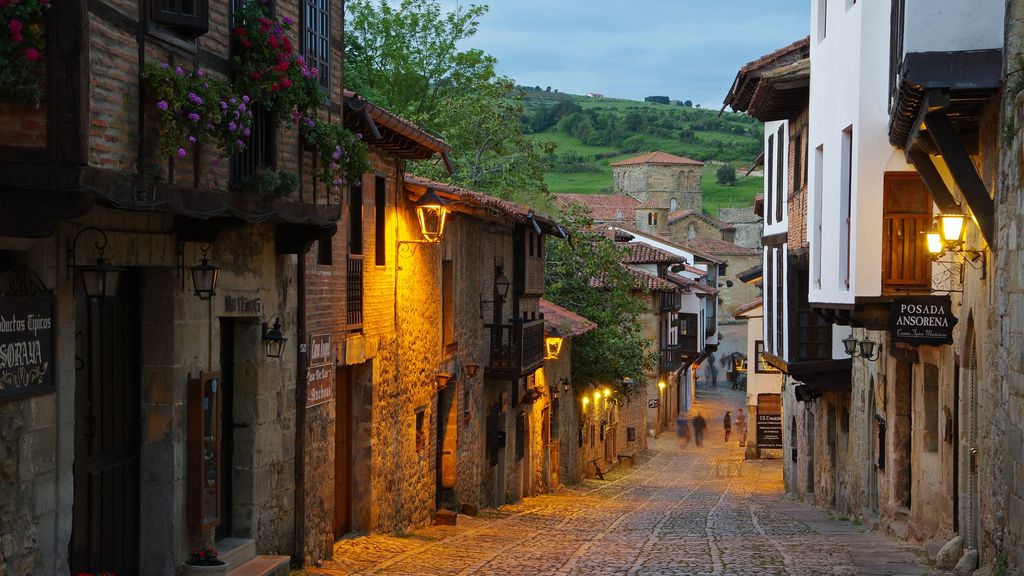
xmin=882 ymin=173 xmax=932 ymax=293
xmin=71 ymin=272 xmax=140 ymax=575
xmin=334 ymin=367 xmax=353 ymax=539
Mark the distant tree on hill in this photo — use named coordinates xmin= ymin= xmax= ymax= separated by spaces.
xmin=716 ymin=165 xmax=737 ymax=186
xmin=683 ymin=100 xmax=693 ymax=107
xmin=546 ymin=86 xmax=551 ymax=92
xmin=644 ymin=96 xmax=670 ymax=105
xmin=534 ymin=85 xmax=541 ymax=91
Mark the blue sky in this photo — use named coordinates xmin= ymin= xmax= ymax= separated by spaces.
xmin=461 ymin=1 xmax=810 ymax=107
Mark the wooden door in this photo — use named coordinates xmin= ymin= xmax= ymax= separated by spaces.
xmin=882 ymin=173 xmax=932 ymax=293
xmin=71 ymin=272 xmax=140 ymax=575
xmin=334 ymin=367 xmax=353 ymax=539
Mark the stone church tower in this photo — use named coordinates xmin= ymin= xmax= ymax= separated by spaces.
xmin=611 ymin=152 xmax=704 ymax=212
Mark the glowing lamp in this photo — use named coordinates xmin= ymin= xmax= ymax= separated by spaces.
xmin=657 ymin=380 xmax=666 ymax=391
xmin=593 ymin=390 xmax=601 ymax=404
xmin=926 ymin=232 xmax=943 ymax=255
xmin=602 ymin=388 xmax=610 ymax=398
xmin=413 ymin=188 xmax=448 ymax=243
xmin=941 ymin=213 xmax=965 ymax=247
xmin=544 ymin=325 xmax=564 ymax=360
xmin=582 ymin=396 xmax=590 ymax=410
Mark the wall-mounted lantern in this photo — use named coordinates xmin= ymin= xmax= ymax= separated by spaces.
xmin=479 ymin=266 xmax=512 ymax=317
xmin=414 ymin=187 xmax=449 ymax=243
xmin=463 ymin=364 xmax=479 ymax=379
xmin=436 ymin=371 xmax=454 ymax=391
xmin=926 ymin=210 xmax=985 ymax=270
xmin=561 ymin=378 xmax=570 ymax=394
xmin=190 ymin=244 xmax=221 ymax=301
xmin=842 ymin=334 xmax=879 ymax=361
xmin=262 ymin=318 xmax=287 ymax=359
xmin=582 ymin=395 xmax=590 ymax=412
xmin=67 ymin=227 xmax=125 ymax=299
xmin=544 ymin=325 xmax=564 ymax=360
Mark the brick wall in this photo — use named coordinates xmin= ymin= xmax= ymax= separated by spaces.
xmin=787 ymin=109 xmax=810 ymax=248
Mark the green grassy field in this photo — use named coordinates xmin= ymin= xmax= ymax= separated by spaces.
xmin=522 ymin=90 xmax=763 ymax=214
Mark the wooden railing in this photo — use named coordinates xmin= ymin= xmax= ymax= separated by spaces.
xmin=795 ymin=307 xmax=831 ymax=362
xmin=882 ymin=213 xmax=931 ymax=293
xmin=486 ymin=319 xmax=545 ymax=376
xmin=346 ymin=254 xmax=363 ymax=329
xmin=660 ymin=291 xmax=681 ymax=312
xmin=660 ymin=345 xmax=682 ymax=371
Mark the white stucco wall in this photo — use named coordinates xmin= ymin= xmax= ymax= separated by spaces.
xmin=807 ymin=0 xmax=912 ymax=306
xmin=741 ymin=306 xmax=783 ymax=406
xmin=902 ymin=0 xmax=1003 ymax=55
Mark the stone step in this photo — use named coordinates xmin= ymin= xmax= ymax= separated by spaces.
xmin=216 ymin=538 xmax=257 ymax=572
xmin=227 ymin=555 xmax=290 ymax=576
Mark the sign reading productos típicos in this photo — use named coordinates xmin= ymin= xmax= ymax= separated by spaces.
xmin=890 ymin=296 xmax=957 ymax=346
xmin=0 ymin=296 xmax=55 ymax=401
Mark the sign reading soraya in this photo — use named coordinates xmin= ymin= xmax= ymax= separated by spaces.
xmin=890 ymin=296 xmax=957 ymax=346
xmin=0 ymin=296 xmax=55 ymax=400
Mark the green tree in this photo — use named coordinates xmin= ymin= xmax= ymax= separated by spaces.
xmin=545 ymin=203 xmax=656 ymax=397
xmin=716 ymin=164 xmax=737 ymax=186
xmin=345 ymin=0 xmax=555 ymax=209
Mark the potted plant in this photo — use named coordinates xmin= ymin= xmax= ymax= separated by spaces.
xmin=182 ymin=547 xmax=227 ymax=575
xmin=300 ymin=116 xmax=368 ymax=190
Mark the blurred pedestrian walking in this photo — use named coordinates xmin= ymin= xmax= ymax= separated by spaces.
xmin=692 ymin=412 xmax=707 ymax=447
xmin=736 ymin=408 xmax=747 ymax=447
xmin=676 ymin=412 xmax=689 ymax=447
xmin=723 ymin=410 xmax=732 ymax=442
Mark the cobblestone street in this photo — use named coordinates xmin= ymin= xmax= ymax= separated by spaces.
xmin=305 ymin=387 xmax=943 ymax=576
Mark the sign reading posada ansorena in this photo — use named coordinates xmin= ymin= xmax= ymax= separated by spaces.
xmin=0 ymin=296 xmax=55 ymax=401
xmin=890 ymin=296 xmax=958 ymax=346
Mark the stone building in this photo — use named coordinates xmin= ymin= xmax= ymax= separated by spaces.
xmin=717 ymin=206 xmax=764 ymax=250
xmin=298 ymin=98 xmax=450 ymax=562
xmin=0 ymin=1 xmax=353 ymax=574
xmin=676 ymin=238 xmax=761 ymax=321
xmin=611 ymin=152 xmax=705 ymax=213
xmin=666 ymin=210 xmax=737 ymax=245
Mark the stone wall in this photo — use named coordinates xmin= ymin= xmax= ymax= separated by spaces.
xmin=613 ymin=164 xmax=702 ymax=213
xmin=716 ymin=207 xmax=763 ymax=250
xmin=719 ymin=254 xmax=763 ymax=320
xmin=667 ymin=214 xmax=724 ymax=244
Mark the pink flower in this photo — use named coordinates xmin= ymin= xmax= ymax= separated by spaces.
xmin=25 ymin=48 xmax=40 ymax=61
xmin=9 ymin=19 xmax=23 ymax=35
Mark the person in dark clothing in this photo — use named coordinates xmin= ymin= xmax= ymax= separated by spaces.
xmin=676 ymin=412 xmax=689 ymax=447
xmin=692 ymin=413 xmax=707 ymax=447
xmin=723 ymin=411 xmax=732 ymax=442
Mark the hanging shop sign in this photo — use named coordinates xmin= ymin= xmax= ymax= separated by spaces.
xmin=0 ymin=296 xmax=55 ymax=401
xmin=890 ymin=296 xmax=957 ymax=346
xmin=756 ymin=393 xmax=782 ymax=449
xmin=306 ymin=333 xmax=334 ymax=408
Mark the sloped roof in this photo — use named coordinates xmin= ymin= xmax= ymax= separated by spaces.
xmin=736 ymin=264 xmax=763 ymax=284
xmin=610 ymin=224 xmax=725 ymax=265
xmin=722 ymin=37 xmax=811 ymax=121
xmin=678 ymin=237 xmax=760 ymax=257
xmin=590 ymin=265 xmax=677 ymax=293
xmin=343 ymin=90 xmax=451 ymax=163
xmin=556 ymin=193 xmax=641 ymax=222
xmin=735 ymin=297 xmax=764 ymax=318
xmin=540 ymin=299 xmax=597 ymax=338
xmin=667 ymin=209 xmax=736 ymax=231
xmin=667 ymin=273 xmax=717 ymax=295
xmin=610 ymin=152 xmax=704 ymax=167
xmin=623 ymin=242 xmax=685 ymax=265
xmin=404 ymin=175 xmax=564 ymax=235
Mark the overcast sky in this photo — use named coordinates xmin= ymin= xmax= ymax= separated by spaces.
xmin=461 ymin=1 xmax=810 ymax=107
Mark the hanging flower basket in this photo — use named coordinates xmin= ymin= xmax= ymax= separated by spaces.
xmin=300 ymin=116 xmax=369 ymax=191
xmin=232 ymin=0 xmax=323 ymax=122
xmin=142 ymin=62 xmax=253 ymax=160
xmin=0 ymin=0 xmax=49 ymax=105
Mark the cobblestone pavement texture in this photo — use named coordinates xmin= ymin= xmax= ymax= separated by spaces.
xmin=304 ymin=387 xmax=945 ymax=576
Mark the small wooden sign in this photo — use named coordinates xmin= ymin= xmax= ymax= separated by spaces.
xmin=306 ymin=364 xmax=333 ymax=408
xmin=890 ymin=296 xmax=957 ymax=346
xmin=756 ymin=393 xmax=782 ymax=449
xmin=0 ymin=295 xmax=55 ymax=401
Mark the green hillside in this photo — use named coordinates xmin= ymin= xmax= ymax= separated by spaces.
xmin=520 ymin=88 xmax=764 ymax=217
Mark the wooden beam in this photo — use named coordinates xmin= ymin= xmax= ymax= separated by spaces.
xmin=907 ymin=146 xmax=959 ymax=212
xmin=924 ymin=110 xmax=995 ymax=246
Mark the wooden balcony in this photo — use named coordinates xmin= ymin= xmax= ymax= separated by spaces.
xmin=659 ymin=291 xmax=681 ymax=312
xmin=485 ymin=319 xmax=545 ymax=379
xmin=659 ymin=345 xmax=682 ymax=372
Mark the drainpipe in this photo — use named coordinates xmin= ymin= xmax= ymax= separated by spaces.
xmin=294 ymin=249 xmax=308 ymax=566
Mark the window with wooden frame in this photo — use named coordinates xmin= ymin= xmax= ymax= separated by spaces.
xmin=374 ymin=175 xmax=386 ymax=266
xmin=881 ymin=172 xmax=931 ymax=293
xmin=302 ymin=0 xmax=331 ymax=90
xmin=151 ymin=0 xmax=209 ymax=37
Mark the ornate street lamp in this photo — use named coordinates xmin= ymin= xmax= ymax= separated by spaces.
xmin=67 ymin=227 xmax=125 ymax=299
xmin=190 ymin=244 xmax=221 ymax=301
xmin=843 ymin=333 xmax=879 ymax=361
xmin=544 ymin=325 xmax=564 ymax=360
xmin=413 ymin=187 xmax=449 ymax=243
xmin=262 ymin=318 xmax=287 ymax=359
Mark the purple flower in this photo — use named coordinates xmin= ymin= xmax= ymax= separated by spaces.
xmin=220 ymin=101 xmax=228 ymax=111
xmin=296 ymin=55 xmax=304 ymax=65
xmin=305 ymin=118 xmax=316 ymax=128
xmin=188 ymin=112 xmax=200 ymax=122
xmin=229 ymin=98 xmax=237 ymax=104
xmin=188 ymin=92 xmax=203 ymax=105
xmin=157 ymin=100 xmax=169 ymax=111
xmin=188 ymin=135 xmax=197 ymax=144
xmin=228 ymin=121 xmax=237 ymax=132
xmin=160 ymin=63 xmax=170 ymax=70
xmin=282 ymin=16 xmax=293 ymax=26
xmin=175 ymin=66 xmax=184 ymax=76
xmin=332 ymin=146 xmax=342 ymax=161
xmin=243 ymin=128 xmax=251 ymax=137
xmin=197 ymin=69 xmax=205 ymax=77
xmin=242 ymin=95 xmax=250 ymax=103
xmin=177 ymin=148 xmax=186 ymax=158
xmin=238 ymin=103 xmax=246 ymax=113
xmin=332 ymin=178 xmax=342 ymax=186
xmin=235 ymin=139 xmax=244 ymax=148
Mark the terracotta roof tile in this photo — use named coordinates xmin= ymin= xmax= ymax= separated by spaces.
xmin=609 ymin=224 xmax=725 ymax=265
xmin=723 ymin=36 xmax=811 ymax=113
xmin=343 ymin=90 xmax=451 ymax=159
xmin=610 ymin=152 xmax=704 ymax=167
xmin=667 ymin=273 xmax=717 ymax=295
xmin=667 ymin=209 xmax=736 ymax=230
xmin=556 ymin=193 xmax=640 ymax=222
xmin=623 ymin=242 xmax=685 ymax=265
xmin=540 ymin=299 xmax=597 ymax=338
xmin=734 ymin=297 xmax=764 ymax=317
xmin=589 ymin=265 xmax=677 ymax=293
xmin=404 ymin=175 xmax=564 ymax=235
xmin=678 ymin=237 xmax=760 ymax=257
